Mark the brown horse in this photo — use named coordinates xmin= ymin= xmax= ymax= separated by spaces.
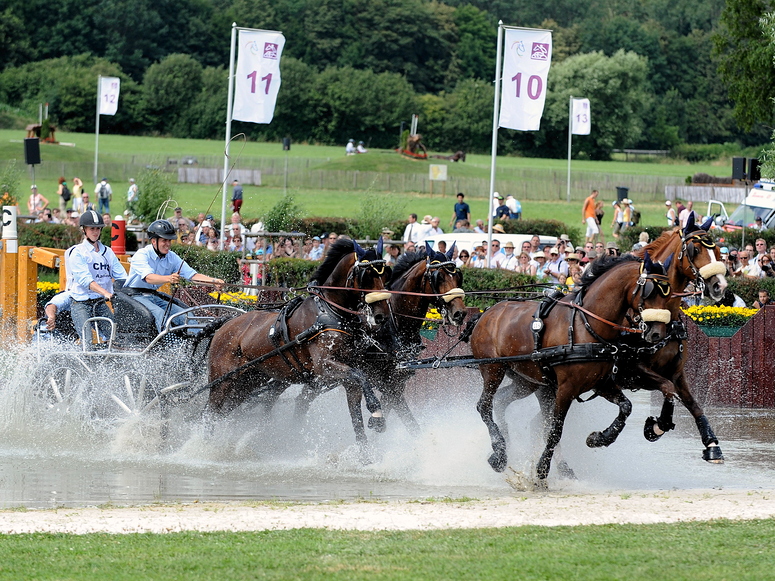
xmin=492 ymin=215 xmax=727 ymax=469
xmin=471 ymin=253 xmax=673 ymax=485
xmin=205 ymin=238 xmax=392 ymax=450
xmin=625 ymin=214 xmax=727 ymax=462
xmin=293 ymin=245 xmax=468 ymax=434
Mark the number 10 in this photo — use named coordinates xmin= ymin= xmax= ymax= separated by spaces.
xmin=511 ymin=73 xmax=543 ymax=100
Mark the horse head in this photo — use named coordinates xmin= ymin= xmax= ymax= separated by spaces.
xmin=424 ymin=243 xmax=467 ymax=326
xmin=633 ymin=251 xmax=673 ymax=343
xmin=351 ymin=237 xmax=391 ymax=328
xmin=680 ymin=214 xmax=727 ymax=302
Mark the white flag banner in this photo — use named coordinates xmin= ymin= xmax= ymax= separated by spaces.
xmin=98 ymin=77 xmax=120 ymax=116
xmin=232 ymin=30 xmax=285 ymax=124
xmin=499 ymin=28 xmax=552 ymax=131
xmin=572 ymin=98 xmax=591 ymax=135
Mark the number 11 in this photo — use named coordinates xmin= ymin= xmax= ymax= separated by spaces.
xmin=247 ymin=71 xmax=272 ymax=94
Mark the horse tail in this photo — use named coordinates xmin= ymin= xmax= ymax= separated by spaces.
xmin=190 ymin=317 xmax=231 ymax=357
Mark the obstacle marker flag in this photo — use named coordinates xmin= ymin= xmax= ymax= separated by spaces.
xmin=98 ymin=77 xmax=120 ymax=116
xmin=232 ymin=30 xmax=286 ymax=124
xmin=572 ymin=98 xmax=591 ymax=135
xmin=499 ymin=28 xmax=552 ymax=131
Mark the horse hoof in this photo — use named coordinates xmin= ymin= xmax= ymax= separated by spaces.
xmin=586 ymin=431 xmax=606 ymax=448
xmin=487 ymin=452 xmax=507 ymax=473
xmin=643 ymin=417 xmax=663 ymax=442
xmin=368 ymin=416 xmax=386 ymax=433
xmin=703 ymin=445 xmax=724 ymax=464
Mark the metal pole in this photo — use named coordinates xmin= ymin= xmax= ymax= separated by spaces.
xmin=93 ymin=76 xmax=101 ymax=186
xmin=486 ymin=21 xmax=505 ymax=269
xmin=221 ymin=23 xmax=238 ymax=251
xmin=567 ymin=95 xmax=573 ymax=203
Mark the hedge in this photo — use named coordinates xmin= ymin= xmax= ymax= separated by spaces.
xmin=172 ymin=244 xmax=241 ymax=284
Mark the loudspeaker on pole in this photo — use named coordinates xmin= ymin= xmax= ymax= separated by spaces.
xmin=24 ymin=138 xmax=41 ymax=166
xmin=732 ymin=157 xmax=746 ymax=181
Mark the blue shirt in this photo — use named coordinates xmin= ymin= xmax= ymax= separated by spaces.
xmin=125 ymin=244 xmax=198 ymax=290
xmin=454 ymin=202 xmax=470 ymax=221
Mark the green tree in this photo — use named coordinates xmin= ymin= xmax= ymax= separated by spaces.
xmin=513 ymin=50 xmax=650 ymax=159
xmin=133 ymin=168 xmax=176 ymax=223
xmin=451 ymin=5 xmax=496 ymax=82
xmin=141 ymin=54 xmax=204 ymax=136
xmin=713 ymin=0 xmax=775 ymax=131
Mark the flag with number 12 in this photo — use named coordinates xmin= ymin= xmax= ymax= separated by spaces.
xmin=499 ymin=28 xmax=552 ymax=131
xmin=232 ymin=30 xmax=285 ymax=124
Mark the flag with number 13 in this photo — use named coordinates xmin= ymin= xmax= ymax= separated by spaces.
xmin=232 ymin=30 xmax=286 ymax=124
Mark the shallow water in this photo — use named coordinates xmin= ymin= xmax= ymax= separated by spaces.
xmin=0 ymin=342 xmax=773 ymax=509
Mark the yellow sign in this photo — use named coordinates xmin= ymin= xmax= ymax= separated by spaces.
xmin=429 ymin=165 xmax=448 ymax=181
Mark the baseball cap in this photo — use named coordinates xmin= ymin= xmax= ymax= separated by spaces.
xmin=174 ymin=206 xmax=182 ymax=211
xmin=200 ymin=220 xmax=212 ymax=228
xmin=720 ymin=247 xmax=729 ymax=254
xmin=606 ymin=241 xmax=619 ymax=249
xmin=206 ymin=214 xmax=214 ymax=220
xmin=665 ymin=200 xmax=671 ymax=206
xmin=312 ymin=236 xmax=321 ymax=241
xmin=549 ymin=247 xmax=559 ymax=255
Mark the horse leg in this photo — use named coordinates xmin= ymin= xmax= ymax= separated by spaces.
xmin=380 ymin=371 xmax=421 ymax=436
xmin=476 ymin=363 xmax=509 ymax=473
xmin=671 ymin=369 xmax=724 ymax=463
xmin=535 ymin=385 xmax=575 ymax=480
xmin=536 ymin=388 xmax=575 ymax=487
xmin=585 ymin=385 xmax=632 ymax=448
xmin=644 ymin=396 xmax=676 ymax=442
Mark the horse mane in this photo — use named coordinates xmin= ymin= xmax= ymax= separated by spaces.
xmin=310 ymin=238 xmax=355 ymax=283
xmin=389 ymin=250 xmax=426 ymax=289
xmin=577 ymin=253 xmax=641 ymax=289
xmin=388 ymin=248 xmax=449 ymax=290
xmin=310 ymin=238 xmax=383 ymax=284
xmin=633 ymin=228 xmax=679 ymax=260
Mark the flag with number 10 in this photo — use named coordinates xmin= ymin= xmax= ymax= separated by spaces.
xmin=232 ymin=30 xmax=286 ymax=124
xmin=499 ymin=29 xmax=552 ymax=131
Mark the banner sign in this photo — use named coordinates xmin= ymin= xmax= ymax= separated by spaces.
xmin=499 ymin=28 xmax=552 ymax=131
xmin=571 ymin=98 xmax=591 ymax=135
xmin=232 ymin=30 xmax=285 ymax=124
xmin=98 ymin=77 xmax=120 ymax=116
xmin=429 ymin=165 xmax=448 ymax=181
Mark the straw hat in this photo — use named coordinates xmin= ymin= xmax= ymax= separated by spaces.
xmin=492 ymin=224 xmax=506 ymax=233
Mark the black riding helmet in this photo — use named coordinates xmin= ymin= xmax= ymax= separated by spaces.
xmin=147 ymin=219 xmax=177 ymax=240
xmin=79 ymin=210 xmax=105 ymax=228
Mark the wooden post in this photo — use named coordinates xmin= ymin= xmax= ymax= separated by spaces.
xmin=16 ymin=246 xmax=38 ymax=341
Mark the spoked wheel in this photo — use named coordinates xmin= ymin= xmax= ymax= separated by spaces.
xmin=42 ymin=365 xmax=87 ymax=414
xmin=109 ymin=373 xmax=193 ymax=421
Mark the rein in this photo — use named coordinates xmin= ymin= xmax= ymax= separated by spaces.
xmin=556 ymin=301 xmax=643 ymax=334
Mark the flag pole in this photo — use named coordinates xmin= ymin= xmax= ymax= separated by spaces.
xmin=93 ymin=76 xmax=101 ymax=187
xmin=487 ymin=21 xmax=505 ymax=268
xmin=221 ymin=22 xmax=238 ymax=250
xmin=566 ymin=95 xmax=573 ymax=203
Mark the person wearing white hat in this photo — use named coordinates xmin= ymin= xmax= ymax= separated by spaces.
xmin=345 ymin=139 xmax=356 ymax=155
xmin=665 ymin=200 xmax=678 ymax=227
xmin=545 ymin=247 xmax=568 ymax=284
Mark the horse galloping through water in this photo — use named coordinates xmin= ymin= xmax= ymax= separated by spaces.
xmin=471 ymin=253 xmax=673 ymax=486
xmin=293 ymin=245 xmax=468 ymax=434
xmin=625 ymin=214 xmax=726 ymax=463
xmin=205 ymin=238 xmax=392 ymax=451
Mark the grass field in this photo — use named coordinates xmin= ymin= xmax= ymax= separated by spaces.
xmin=2 ymin=129 xmax=732 ymax=238
xmin=1 ymin=519 xmax=773 ymax=580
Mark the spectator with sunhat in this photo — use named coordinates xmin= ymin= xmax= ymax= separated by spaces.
xmin=545 ymin=247 xmax=568 ymax=284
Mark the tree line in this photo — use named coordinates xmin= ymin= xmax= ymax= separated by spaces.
xmin=0 ymin=0 xmax=772 ymax=158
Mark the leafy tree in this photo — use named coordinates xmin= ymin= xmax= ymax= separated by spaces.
xmin=0 ymin=159 xmax=22 ymax=206
xmin=133 ymin=168 xmax=176 ymax=223
xmin=141 ymin=54 xmax=204 ymax=136
xmin=263 ymin=192 xmax=304 ymax=232
xmin=512 ymin=50 xmax=650 ymax=159
xmin=451 ymin=5 xmax=496 ymax=82
xmin=713 ymin=0 xmax=775 ymax=131
xmin=0 ymin=8 xmax=33 ymax=69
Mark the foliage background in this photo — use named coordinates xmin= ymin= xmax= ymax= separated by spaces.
xmin=0 ymin=0 xmax=772 ymax=157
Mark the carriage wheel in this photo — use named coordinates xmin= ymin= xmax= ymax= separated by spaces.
xmin=110 ymin=374 xmax=192 ymax=420
xmin=42 ymin=365 xmax=87 ymax=414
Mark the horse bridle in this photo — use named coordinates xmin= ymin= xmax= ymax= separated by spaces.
xmin=348 ymin=255 xmax=391 ymax=313
xmin=677 ymin=230 xmax=723 ymax=294
xmin=423 ymin=257 xmax=465 ymax=323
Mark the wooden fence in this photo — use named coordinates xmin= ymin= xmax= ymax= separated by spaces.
xmin=683 ymin=306 xmax=775 ymax=408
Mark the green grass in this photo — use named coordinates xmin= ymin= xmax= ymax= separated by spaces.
xmin=0 ymin=129 xmax=734 ymax=237
xmin=0 ymin=519 xmax=773 ymax=580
